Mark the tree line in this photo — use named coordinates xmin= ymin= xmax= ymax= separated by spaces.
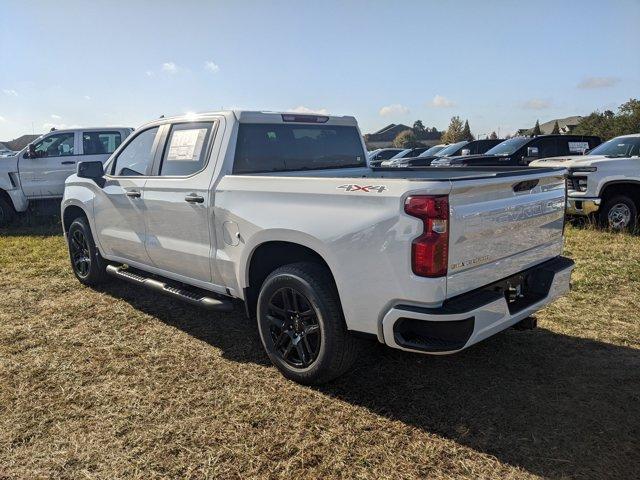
xmin=392 ymin=98 xmax=639 ymax=148
xmin=393 ymin=117 xmax=479 ymax=148
xmin=570 ymin=98 xmax=639 ymax=140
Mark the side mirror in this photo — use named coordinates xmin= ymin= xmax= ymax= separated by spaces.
xmin=77 ymin=161 xmax=105 ymax=185
xmin=461 ymin=148 xmax=471 ymax=156
xmin=527 ymin=146 xmax=539 ymax=157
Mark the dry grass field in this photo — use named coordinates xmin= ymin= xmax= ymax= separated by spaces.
xmin=1 ymin=210 xmax=639 ymax=479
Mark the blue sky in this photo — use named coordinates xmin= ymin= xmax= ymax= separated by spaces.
xmin=1 ymin=0 xmax=638 ymax=140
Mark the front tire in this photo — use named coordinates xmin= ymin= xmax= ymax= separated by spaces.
xmin=256 ymin=262 xmax=360 ymax=385
xmin=0 ymin=196 xmax=15 ymax=227
xmin=599 ymin=195 xmax=637 ymax=232
xmin=67 ymin=217 xmax=108 ymax=286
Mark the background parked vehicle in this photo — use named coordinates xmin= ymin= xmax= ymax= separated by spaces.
xmin=0 ymin=127 xmax=132 ymax=225
xmin=384 ymin=139 xmax=505 ymax=168
xmin=431 ymin=134 xmax=601 ymax=167
xmin=530 ymin=133 xmax=640 ymax=231
xmin=62 ymin=110 xmax=572 ymax=385
xmin=387 ymin=147 xmax=431 ymax=160
xmin=368 ymin=148 xmax=404 ymax=166
xmin=0 ymin=147 xmax=16 ymax=157
xmin=419 ymin=144 xmax=446 ymax=157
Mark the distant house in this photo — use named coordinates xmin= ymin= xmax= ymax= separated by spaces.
xmin=0 ymin=134 xmax=41 ymax=153
xmin=364 ymin=124 xmax=442 ymax=149
xmin=517 ymin=116 xmax=583 ymax=136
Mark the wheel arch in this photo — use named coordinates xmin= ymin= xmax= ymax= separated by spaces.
xmin=599 ymin=180 xmax=640 ymax=207
xmin=243 ymin=238 xmax=339 ymax=318
xmin=0 ymin=188 xmax=17 ymax=213
xmin=62 ymin=204 xmax=89 ymax=233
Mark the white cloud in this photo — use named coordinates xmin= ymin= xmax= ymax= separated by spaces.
xmin=204 ymin=60 xmax=220 ymax=73
xmin=521 ymin=99 xmax=551 ymax=110
xmin=379 ymin=104 xmax=410 ymax=117
xmin=84 ymin=95 xmax=91 ymax=100
xmin=161 ymin=62 xmax=177 ymax=73
xmin=430 ymin=95 xmax=455 ymax=108
xmin=50 ymin=114 xmax=62 ymax=120
xmin=0 ymin=115 xmax=6 ymax=122
xmin=2 ymin=89 xmax=18 ymax=97
xmin=145 ymin=70 xmax=154 ymax=77
xmin=289 ymin=105 xmax=329 ymax=115
xmin=577 ymin=76 xmax=620 ymax=89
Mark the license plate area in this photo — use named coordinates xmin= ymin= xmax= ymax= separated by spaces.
xmin=485 ymin=267 xmax=555 ymax=314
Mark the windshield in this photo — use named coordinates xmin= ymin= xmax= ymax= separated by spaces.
xmin=436 ymin=141 xmax=468 ymax=157
xmin=485 ymin=137 xmax=530 ymax=156
xmin=390 ymin=149 xmax=411 ymax=159
xmin=418 ymin=145 xmax=445 ymax=157
xmin=588 ymin=137 xmax=640 ymax=157
xmin=233 ymin=123 xmax=366 ymax=173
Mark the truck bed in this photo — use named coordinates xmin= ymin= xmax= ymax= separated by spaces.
xmin=245 ymin=166 xmax=565 ymax=181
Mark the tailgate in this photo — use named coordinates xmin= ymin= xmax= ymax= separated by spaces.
xmin=446 ymin=169 xmax=565 ymax=298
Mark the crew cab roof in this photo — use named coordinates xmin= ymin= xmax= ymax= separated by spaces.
xmin=234 ymin=111 xmax=358 ymax=126
xmin=41 ymin=126 xmax=132 ymax=134
xmin=135 ymin=110 xmax=358 ymax=128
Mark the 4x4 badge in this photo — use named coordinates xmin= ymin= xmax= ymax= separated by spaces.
xmin=337 ymin=184 xmax=387 ymax=193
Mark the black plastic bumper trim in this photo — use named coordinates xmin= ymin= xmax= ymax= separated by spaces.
xmin=392 ymin=256 xmax=574 ymax=352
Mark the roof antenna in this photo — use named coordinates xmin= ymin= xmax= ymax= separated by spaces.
xmin=159 ymin=114 xmax=165 ymax=118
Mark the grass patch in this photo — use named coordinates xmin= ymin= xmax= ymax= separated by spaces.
xmin=0 ymin=220 xmax=638 ymax=479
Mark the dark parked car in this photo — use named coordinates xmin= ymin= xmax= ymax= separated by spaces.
xmin=431 ymin=135 xmax=601 ymax=167
xmin=368 ymin=148 xmax=405 ymax=167
xmin=388 ymin=146 xmax=431 ymax=159
xmin=382 ymin=139 xmax=504 ymax=167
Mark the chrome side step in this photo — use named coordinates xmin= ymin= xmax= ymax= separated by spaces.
xmin=106 ymin=265 xmax=234 ymax=312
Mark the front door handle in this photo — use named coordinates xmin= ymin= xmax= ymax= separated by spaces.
xmin=61 ymin=160 xmax=76 ymax=165
xmin=126 ymin=190 xmax=141 ymax=198
xmin=185 ymin=193 xmax=204 ymax=204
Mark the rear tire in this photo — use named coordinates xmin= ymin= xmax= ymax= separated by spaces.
xmin=67 ymin=217 xmax=108 ymax=286
xmin=599 ymin=195 xmax=637 ymax=232
xmin=0 ymin=196 xmax=15 ymax=227
xmin=256 ymin=262 xmax=360 ymax=385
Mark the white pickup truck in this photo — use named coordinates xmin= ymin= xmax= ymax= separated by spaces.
xmin=530 ymin=133 xmax=640 ymax=231
xmin=62 ymin=111 xmax=574 ymax=384
xmin=0 ymin=127 xmax=132 ymax=225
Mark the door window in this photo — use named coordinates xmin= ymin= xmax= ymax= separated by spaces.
xmin=110 ymin=127 xmax=159 ymax=176
xmin=159 ymin=122 xmax=214 ymax=176
xmin=83 ymin=131 xmax=122 ymax=155
xmin=32 ymin=132 xmax=75 ymax=157
xmin=529 ymin=137 xmax=558 ymax=158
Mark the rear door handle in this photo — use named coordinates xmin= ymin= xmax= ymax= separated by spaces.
xmin=126 ymin=190 xmax=141 ymax=198
xmin=61 ymin=161 xmax=76 ymax=165
xmin=185 ymin=193 xmax=204 ymax=204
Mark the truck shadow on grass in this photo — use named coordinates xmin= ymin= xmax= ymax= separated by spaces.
xmin=99 ymin=282 xmax=639 ymax=479
xmin=0 ymin=200 xmax=61 ymax=237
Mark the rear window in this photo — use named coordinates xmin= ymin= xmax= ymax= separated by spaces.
xmin=233 ymin=124 xmax=366 ymax=174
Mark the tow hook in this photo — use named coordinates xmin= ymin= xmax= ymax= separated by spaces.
xmin=513 ymin=316 xmax=537 ymax=330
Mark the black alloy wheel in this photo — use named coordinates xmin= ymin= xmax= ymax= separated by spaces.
xmin=266 ymin=287 xmax=321 ymax=368
xmin=70 ymin=228 xmax=91 ymax=278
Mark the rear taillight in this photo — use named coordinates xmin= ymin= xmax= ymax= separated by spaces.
xmin=404 ymin=195 xmax=449 ymax=277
